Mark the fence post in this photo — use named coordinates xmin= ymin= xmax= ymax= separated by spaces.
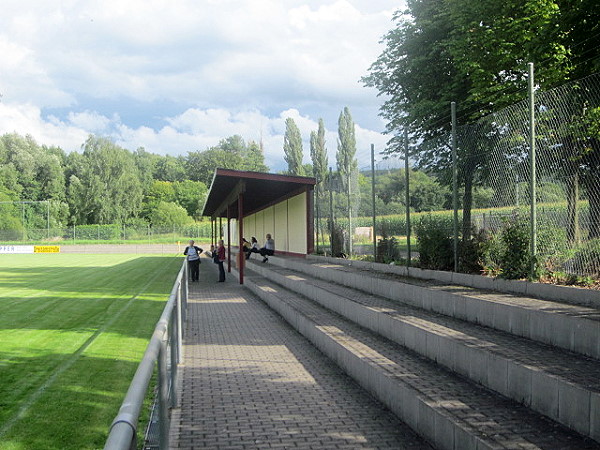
xmin=371 ymin=144 xmax=377 ymax=259
xmin=347 ymin=172 xmax=352 ymax=256
xmin=329 ymin=167 xmax=334 ymax=255
xmin=158 ymin=336 xmax=169 ymax=449
xmin=47 ymin=200 xmax=50 ymax=240
xmin=528 ymin=62 xmax=537 ymax=278
xmin=451 ymin=102 xmax=459 ymax=272
xmin=404 ymin=130 xmax=412 ymax=267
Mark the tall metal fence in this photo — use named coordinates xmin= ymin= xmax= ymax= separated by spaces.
xmin=0 ymin=223 xmax=212 ymax=243
xmin=104 ymin=259 xmax=188 ymax=450
xmin=318 ymin=69 xmax=600 ymax=279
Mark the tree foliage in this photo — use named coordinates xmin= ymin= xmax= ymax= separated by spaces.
xmin=0 ymin=132 xmax=269 ymax=228
xmin=310 ymin=118 xmax=329 ymax=185
xmin=364 ymin=0 xmax=600 ymax=240
xmin=283 ymin=118 xmax=305 ymax=176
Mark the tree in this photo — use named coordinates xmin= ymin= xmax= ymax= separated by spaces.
xmin=243 ymin=140 xmax=269 ymax=173
xmin=185 ymin=135 xmax=270 ymax=185
xmin=283 ymin=118 xmax=305 ymax=176
xmin=310 ymin=118 xmax=329 ymax=250
xmin=67 ymin=136 xmax=143 ymax=224
xmin=149 ymin=201 xmax=193 ymax=227
xmin=337 ymin=107 xmax=359 ymax=252
xmin=310 ymin=119 xmax=329 ymax=184
xmin=362 ymin=0 xmax=578 ymax=240
xmin=154 ymin=155 xmax=186 ymax=182
xmin=173 ymin=180 xmax=208 ymax=219
xmin=186 ymin=148 xmax=243 ymax=185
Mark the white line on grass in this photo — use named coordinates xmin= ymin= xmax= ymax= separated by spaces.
xmin=0 ymin=256 xmax=178 ymax=439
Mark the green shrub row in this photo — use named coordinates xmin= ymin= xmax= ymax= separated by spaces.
xmin=323 ymin=200 xmax=591 ymax=237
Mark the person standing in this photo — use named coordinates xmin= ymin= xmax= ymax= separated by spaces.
xmin=259 ymin=234 xmax=275 ymax=263
xmin=217 ymin=239 xmax=226 ymax=282
xmin=183 ymin=240 xmax=203 ymax=282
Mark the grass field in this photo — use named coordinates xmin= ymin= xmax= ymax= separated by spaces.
xmin=0 ymin=253 xmax=183 ymax=450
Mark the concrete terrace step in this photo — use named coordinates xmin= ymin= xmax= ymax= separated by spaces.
xmin=242 ymin=268 xmax=598 ymax=450
xmin=308 ymin=256 xmax=600 ymax=309
xmin=260 ymin=255 xmax=600 ymax=360
xmin=247 ymin=259 xmax=600 ymax=442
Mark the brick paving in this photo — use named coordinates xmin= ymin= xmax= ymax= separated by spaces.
xmin=169 ymin=263 xmax=431 ymax=449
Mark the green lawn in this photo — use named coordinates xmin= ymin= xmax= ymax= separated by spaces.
xmin=0 ymin=253 xmax=182 ymax=450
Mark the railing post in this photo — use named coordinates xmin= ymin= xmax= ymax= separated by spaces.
xmin=169 ymin=312 xmax=178 ymax=408
xmin=158 ymin=337 xmax=169 ymax=450
xmin=158 ymin=336 xmax=169 ymax=450
xmin=177 ymin=283 xmax=183 ymax=362
xmin=182 ymin=263 xmax=188 ymax=324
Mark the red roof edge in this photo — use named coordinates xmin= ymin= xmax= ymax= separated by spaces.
xmin=215 ymin=168 xmax=316 ymax=185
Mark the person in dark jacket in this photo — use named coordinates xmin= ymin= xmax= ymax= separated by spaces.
xmin=245 ymin=236 xmax=259 ymax=260
xmin=216 ymin=239 xmax=226 ymax=282
xmin=183 ymin=240 xmax=203 ymax=282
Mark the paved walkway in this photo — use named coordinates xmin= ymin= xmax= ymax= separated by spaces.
xmin=169 ymin=262 xmax=431 ymax=449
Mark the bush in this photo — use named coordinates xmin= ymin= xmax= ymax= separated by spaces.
xmin=328 ymin=219 xmax=345 ymax=257
xmin=415 ymin=214 xmax=454 ymax=270
xmin=377 ymin=236 xmax=402 ymax=263
xmin=149 ymin=201 xmax=193 ymax=227
xmin=565 ymin=239 xmax=600 ymax=277
xmin=497 ymin=215 xmax=540 ymax=279
xmin=459 ymin=229 xmax=491 ymax=274
xmin=537 ymin=225 xmax=569 ymax=272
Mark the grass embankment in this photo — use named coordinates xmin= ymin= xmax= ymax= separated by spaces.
xmin=0 ymin=254 xmax=182 ymax=450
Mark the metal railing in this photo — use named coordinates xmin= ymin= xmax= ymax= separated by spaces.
xmin=104 ymin=259 xmax=188 ymax=450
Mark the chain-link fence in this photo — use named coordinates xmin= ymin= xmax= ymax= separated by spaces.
xmin=0 ymin=223 xmax=213 ymax=244
xmin=317 ymin=70 xmax=600 ymax=279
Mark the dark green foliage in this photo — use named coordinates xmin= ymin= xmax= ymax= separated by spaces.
xmin=283 ymin=118 xmax=305 ymax=176
xmin=496 ymin=215 xmax=538 ymax=279
xmin=328 ymin=219 xmax=345 ymax=257
xmin=565 ymin=239 xmax=600 ymax=278
xmin=0 ymin=132 xmax=269 ymax=230
xmin=415 ymin=215 xmax=454 ymax=270
xmin=458 ymin=229 xmax=491 ymax=274
xmin=376 ymin=236 xmax=401 ymax=263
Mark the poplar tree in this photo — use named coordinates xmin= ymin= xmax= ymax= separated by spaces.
xmin=336 ymin=107 xmax=358 ymax=253
xmin=283 ymin=118 xmax=305 ymax=176
xmin=310 ymin=118 xmax=329 ymax=251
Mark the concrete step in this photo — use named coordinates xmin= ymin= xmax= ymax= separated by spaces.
xmin=258 ymin=255 xmax=600 ymax=360
xmin=242 ymin=268 xmax=598 ymax=450
xmin=307 ymin=255 xmax=600 ymax=309
xmin=247 ymin=259 xmax=600 ymax=442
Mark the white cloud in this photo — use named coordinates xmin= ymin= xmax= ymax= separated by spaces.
xmin=0 ymin=1 xmax=401 ymax=165
xmin=0 ymin=101 xmax=389 ymax=169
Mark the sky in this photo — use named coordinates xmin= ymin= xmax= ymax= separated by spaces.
xmin=0 ymin=0 xmax=404 ymax=170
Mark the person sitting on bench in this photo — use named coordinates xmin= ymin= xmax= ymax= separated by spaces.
xmin=259 ymin=233 xmax=275 ymax=263
xmin=245 ymin=236 xmax=259 ymax=260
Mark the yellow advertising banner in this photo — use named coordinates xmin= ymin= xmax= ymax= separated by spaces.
xmin=34 ymin=246 xmax=60 ymax=253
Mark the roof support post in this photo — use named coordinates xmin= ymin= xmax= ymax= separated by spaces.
xmin=227 ymin=205 xmax=231 ymax=273
xmin=238 ymin=192 xmax=244 ymax=285
xmin=306 ymin=186 xmax=315 ymax=255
